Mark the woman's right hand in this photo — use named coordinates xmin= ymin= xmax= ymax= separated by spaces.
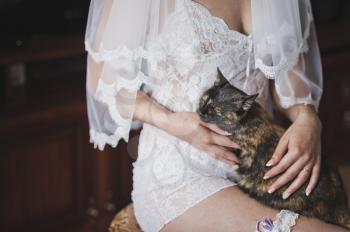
xmin=164 ymin=112 xmax=240 ymax=166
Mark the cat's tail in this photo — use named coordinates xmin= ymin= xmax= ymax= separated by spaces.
xmin=335 ymin=208 xmax=350 ymax=230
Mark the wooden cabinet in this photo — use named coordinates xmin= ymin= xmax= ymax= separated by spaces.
xmin=0 ymin=37 xmax=135 ymax=231
xmin=320 ymin=51 xmax=350 ymax=164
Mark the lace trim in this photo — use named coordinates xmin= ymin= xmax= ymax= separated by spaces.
xmin=85 ymin=41 xmax=166 ymax=64
xmin=256 ymin=210 xmax=299 ymax=232
xmin=89 ymin=127 xmax=129 ymax=151
xmin=279 ymin=95 xmax=320 ymax=111
xmin=85 ymin=42 xmax=144 ymax=62
xmin=95 ymin=72 xmax=143 ymax=127
xmin=255 ymin=57 xmax=291 ymax=80
xmin=272 ymin=210 xmax=299 ymax=232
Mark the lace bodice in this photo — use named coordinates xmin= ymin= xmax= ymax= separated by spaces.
xmin=145 ymin=0 xmax=270 ymax=115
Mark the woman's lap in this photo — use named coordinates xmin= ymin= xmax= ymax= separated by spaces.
xmin=161 ymin=186 xmax=348 ymax=232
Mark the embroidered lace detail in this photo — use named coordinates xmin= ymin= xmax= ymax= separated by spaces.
xmin=185 ymin=0 xmax=251 ymax=56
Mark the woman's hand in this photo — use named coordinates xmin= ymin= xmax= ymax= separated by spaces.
xmin=264 ymin=107 xmax=322 ymax=199
xmin=164 ymin=112 xmax=240 ymax=166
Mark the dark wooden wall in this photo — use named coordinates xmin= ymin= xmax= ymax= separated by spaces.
xmin=0 ymin=1 xmax=350 ymax=232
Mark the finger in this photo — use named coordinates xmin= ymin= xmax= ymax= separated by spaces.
xmin=202 ymin=122 xmax=231 ymax=136
xmin=282 ymin=162 xmax=313 ymax=199
xmin=268 ymin=156 xmax=311 ymax=193
xmin=207 ymin=146 xmax=239 ymax=165
xmin=267 ymin=136 xmax=289 ymax=167
xmin=221 ymin=150 xmax=240 ymax=164
xmin=306 ymin=154 xmax=321 ymax=196
xmin=264 ymin=149 xmax=301 ymax=179
xmin=209 ymin=132 xmax=240 ymax=149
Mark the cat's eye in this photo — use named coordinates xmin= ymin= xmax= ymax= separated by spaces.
xmin=236 ymin=108 xmax=246 ymax=116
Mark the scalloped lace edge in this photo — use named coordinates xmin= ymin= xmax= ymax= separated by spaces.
xmin=85 ymin=41 xmax=149 ymax=63
xmin=89 ymin=127 xmax=129 ymax=151
xmin=94 ymin=71 xmax=144 ymax=129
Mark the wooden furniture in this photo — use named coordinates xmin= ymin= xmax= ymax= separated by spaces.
xmin=0 ymin=35 xmax=135 ymax=232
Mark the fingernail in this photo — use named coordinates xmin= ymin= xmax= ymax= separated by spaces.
xmin=263 ymin=174 xmax=269 ymax=180
xmin=225 ymin=131 xmax=232 ymax=135
xmin=306 ymin=190 xmax=310 ymax=196
xmin=282 ymin=192 xmax=290 ymax=199
xmin=268 ymin=188 xmax=275 ymax=194
xmin=266 ymin=160 xmax=273 ymax=167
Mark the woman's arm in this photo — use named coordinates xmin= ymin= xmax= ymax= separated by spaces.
xmin=263 ymin=85 xmax=322 ymax=199
xmin=133 ymin=91 xmax=172 ymax=131
xmin=270 ymin=86 xmax=320 ymax=122
xmin=133 ymin=91 xmax=241 ymax=165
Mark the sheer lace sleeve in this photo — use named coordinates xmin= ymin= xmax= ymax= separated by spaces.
xmin=251 ymin=0 xmax=323 ymax=110
xmin=84 ymin=0 xmax=178 ymax=150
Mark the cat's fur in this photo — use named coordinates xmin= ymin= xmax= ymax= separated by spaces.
xmin=197 ymin=67 xmax=350 ymax=229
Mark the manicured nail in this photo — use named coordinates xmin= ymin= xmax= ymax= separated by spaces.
xmin=263 ymin=174 xmax=269 ymax=180
xmin=282 ymin=192 xmax=290 ymax=199
xmin=268 ymin=188 xmax=275 ymax=194
xmin=306 ymin=190 xmax=310 ymax=196
xmin=225 ymin=131 xmax=232 ymax=135
xmin=266 ymin=160 xmax=273 ymax=167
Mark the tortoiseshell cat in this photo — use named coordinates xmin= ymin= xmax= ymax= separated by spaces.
xmin=197 ymin=67 xmax=350 ymax=229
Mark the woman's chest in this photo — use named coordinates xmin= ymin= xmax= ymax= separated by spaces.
xmin=146 ymin=0 xmax=255 ymax=112
xmin=148 ymin=0 xmax=252 ymax=67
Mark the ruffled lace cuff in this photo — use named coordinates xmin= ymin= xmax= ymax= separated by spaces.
xmin=85 ymin=41 xmax=155 ymax=151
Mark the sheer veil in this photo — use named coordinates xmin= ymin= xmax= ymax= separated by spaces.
xmin=84 ymin=0 xmax=323 ymax=150
xmin=84 ymin=0 xmax=179 ymax=150
xmin=251 ymin=0 xmax=323 ymax=109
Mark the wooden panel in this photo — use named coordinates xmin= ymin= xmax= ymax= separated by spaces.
xmin=320 ymin=51 xmax=350 ymax=164
xmin=0 ymin=125 xmax=87 ymax=231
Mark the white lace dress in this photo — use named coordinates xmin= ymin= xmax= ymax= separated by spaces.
xmin=131 ymin=1 xmax=272 ymax=231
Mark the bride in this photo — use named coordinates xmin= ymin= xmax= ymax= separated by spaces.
xmin=84 ymin=0 xmax=348 ymax=231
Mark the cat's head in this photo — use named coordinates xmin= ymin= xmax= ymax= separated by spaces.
xmin=198 ymin=67 xmax=258 ymax=125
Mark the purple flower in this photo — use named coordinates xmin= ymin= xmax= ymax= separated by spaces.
xmin=256 ymin=218 xmax=274 ymax=232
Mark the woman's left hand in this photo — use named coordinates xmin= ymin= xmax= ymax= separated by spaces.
xmin=263 ymin=107 xmax=322 ymax=199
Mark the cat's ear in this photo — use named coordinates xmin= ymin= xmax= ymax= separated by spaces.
xmin=242 ymin=94 xmax=258 ymax=111
xmin=215 ymin=67 xmax=230 ymax=87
